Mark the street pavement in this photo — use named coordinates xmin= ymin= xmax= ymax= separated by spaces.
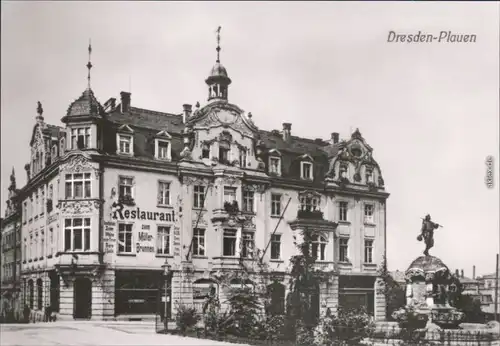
xmin=0 ymin=321 xmax=247 ymax=346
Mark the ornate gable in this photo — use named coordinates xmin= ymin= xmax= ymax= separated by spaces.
xmin=188 ymin=101 xmax=258 ymax=138
xmin=325 ymin=129 xmax=385 ymax=188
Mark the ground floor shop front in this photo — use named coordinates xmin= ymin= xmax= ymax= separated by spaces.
xmin=20 ymin=268 xmax=385 ymax=321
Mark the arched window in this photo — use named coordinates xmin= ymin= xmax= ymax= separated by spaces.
xmin=37 ymin=278 xmax=43 ymax=309
xmin=28 ymin=280 xmax=34 ymax=309
xmin=267 ymin=282 xmax=286 ymax=316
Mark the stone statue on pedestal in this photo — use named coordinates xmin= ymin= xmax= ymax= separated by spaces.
xmin=417 ymin=214 xmax=441 ymax=256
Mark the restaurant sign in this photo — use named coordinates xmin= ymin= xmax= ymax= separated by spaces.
xmin=111 ymin=202 xmax=175 ymax=222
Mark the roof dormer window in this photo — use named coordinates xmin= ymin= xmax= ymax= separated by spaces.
xmin=268 ymin=149 xmax=282 ymax=176
xmin=154 ymin=130 xmax=172 ymax=161
xmin=118 ymin=134 xmax=132 ymax=154
xmin=301 ymin=161 xmax=313 ymax=180
xmin=201 ymin=143 xmax=210 ymax=159
xmin=71 ymin=127 xmax=90 ymax=150
xmin=116 ymin=124 xmax=134 ymax=156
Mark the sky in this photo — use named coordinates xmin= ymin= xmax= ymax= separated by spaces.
xmin=1 ymin=1 xmax=499 ymax=277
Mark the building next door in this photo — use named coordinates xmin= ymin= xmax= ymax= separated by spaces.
xmin=73 ymin=278 xmax=92 ymax=319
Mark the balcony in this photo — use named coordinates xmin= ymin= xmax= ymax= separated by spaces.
xmin=297 ymin=209 xmax=324 ymax=220
xmin=211 ymin=257 xmax=241 ymax=271
xmin=211 ymin=201 xmax=246 ymax=226
xmin=289 ymin=208 xmax=338 ymax=233
xmin=54 ymin=252 xmax=103 ymax=276
xmin=118 ymin=194 xmax=136 ymax=207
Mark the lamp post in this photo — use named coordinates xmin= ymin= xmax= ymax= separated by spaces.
xmin=161 ymin=260 xmax=172 ymax=332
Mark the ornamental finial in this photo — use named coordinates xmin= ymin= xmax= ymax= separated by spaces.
xmin=216 ymin=26 xmax=222 ymax=63
xmin=87 ymin=39 xmax=93 ymax=89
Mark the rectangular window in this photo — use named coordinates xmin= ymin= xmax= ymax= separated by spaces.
xmin=202 ymin=143 xmax=210 ymax=159
xmin=65 ymin=173 xmax=92 ymax=199
xmin=34 ymin=233 xmax=38 ymax=259
xmin=365 ymin=169 xmax=374 ymax=184
xmin=23 ymin=202 xmax=27 ymax=222
xmin=158 ymin=181 xmax=171 ymax=206
xmin=364 ymin=204 xmax=374 ymax=223
xmin=41 ymin=189 xmax=45 ymax=215
xmin=35 ymin=192 xmax=39 ymax=216
xmin=270 ymin=234 xmax=281 ymax=260
xmin=219 ymin=143 xmax=230 ymax=163
xmin=223 ymin=186 xmax=237 ymax=204
xmin=339 ymin=238 xmax=349 ymax=262
xmin=242 ymin=190 xmax=254 ymax=213
xmin=301 ymin=162 xmax=313 ymax=180
xmin=118 ymin=223 xmax=133 ymax=253
xmin=241 ymin=232 xmax=255 ymax=259
xmin=64 ymin=218 xmax=91 ymax=252
xmin=71 ymin=127 xmax=91 ymax=149
xmin=119 ymin=134 xmax=132 ymax=154
xmin=223 ymin=229 xmax=237 ymax=257
xmin=40 ymin=231 xmax=45 ymax=258
xmin=157 ymin=140 xmax=170 ymax=159
xmin=311 ymin=234 xmax=326 ymax=261
xmin=300 ymin=195 xmax=320 ymax=212
xmin=119 ymin=176 xmax=134 ymax=199
xmin=192 ymin=228 xmax=205 ymax=256
xmin=339 ymin=202 xmax=348 ymax=222
xmin=269 ymin=157 xmax=281 ymax=175
xmin=271 ymin=194 xmax=282 ymax=217
xmin=364 ymin=239 xmax=373 ymax=263
xmin=156 ymin=226 xmax=170 ymax=255
xmin=239 ymin=148 xmax=247 ymax=168
xmin=49 ymin=228 xmax=53 ymax=256
xmin=193 ymin=185 xmax=205 ymax=208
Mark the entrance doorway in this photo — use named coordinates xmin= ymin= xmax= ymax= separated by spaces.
xmin=73 ymin=278 xmax=92 ymax=319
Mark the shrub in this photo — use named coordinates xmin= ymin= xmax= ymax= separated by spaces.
xmin=314 ymin=307 xmax=375 ymax=345
xmin=175 ymin=304 xmax=200 ymax=335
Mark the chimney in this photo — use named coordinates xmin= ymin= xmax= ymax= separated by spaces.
xmin=282 ymin=123 xmax=292 ymax=141
xmin=461 ymin=269 xmax=464 ymax=278
xmin=103 ymin=98 xmax=116 ymax=112
xmin=455 ymin=269 xmax=459 ymax=277
xmin=331 ymin=132 xmax=339 ymax=144
xmin=120 ymin=92 xmax=131 ymax=113
xmin=182 ymin=104 xmax=192 ymax=123
xmin=473 ymin=265 xmax=476 ymax=280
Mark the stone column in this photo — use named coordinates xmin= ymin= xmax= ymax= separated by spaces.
xmin=58 ymin=277 xmax=74 ymax=320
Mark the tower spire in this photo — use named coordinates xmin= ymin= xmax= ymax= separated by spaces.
xmin=87 ymin=39 xmax=93 ymax=89
xmin=216 ymin=26 xmax=221 ymax=63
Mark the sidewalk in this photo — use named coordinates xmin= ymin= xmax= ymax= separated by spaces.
xmin=0 ymin=321 xmax=247 ymax=346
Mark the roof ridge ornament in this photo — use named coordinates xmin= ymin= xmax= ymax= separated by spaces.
xmin=216 ymin=26 xmax=221 ymax=63
xmin=87 ymin=39 xmax=93 ymax=90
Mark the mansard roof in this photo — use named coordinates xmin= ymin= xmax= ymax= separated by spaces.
xmin=106 ymin=106 xmax=184 ymax=132
xmin=62 ymin=88 xmax=105 ymax=123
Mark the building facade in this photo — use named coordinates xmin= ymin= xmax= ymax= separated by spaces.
xmin=17 ymin=37 xmax=389 ymax=321
xmin=477 ymin=267 xmax=500 ymax=317
xmin=0 ymin=169 xmax=22 ymax=320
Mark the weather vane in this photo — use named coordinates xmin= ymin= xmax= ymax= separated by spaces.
xmin=87 ymin=39 xmax=93 ymax=89
xmin=216 ymin=26 xmax=222 ymax=63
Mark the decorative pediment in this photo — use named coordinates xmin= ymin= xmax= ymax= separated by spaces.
xmin=117 ymin=124 xmax=134 ymax=134
xmin=189 ymin=102 xmax=258 ymax=138
xmin=155 ymin=130 xmax=172 ymax=139
xmin=298 ymin=190 xmax=322 ymax=200
xmin=299 ymin=153 xmax=314 ymax=162
xmin=268 ymin=149 xmax=282 ymax=157
xmin=60 ymin=154 xmax=94 ymax=174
